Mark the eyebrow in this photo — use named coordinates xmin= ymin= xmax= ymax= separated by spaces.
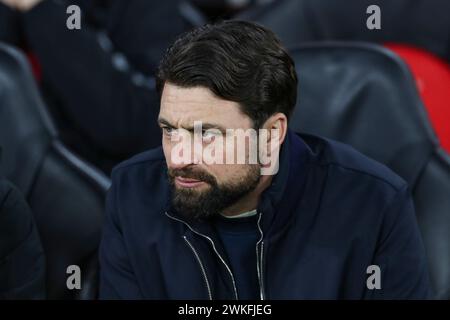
xmin=158 ymin=117 xmax=227 ymax=134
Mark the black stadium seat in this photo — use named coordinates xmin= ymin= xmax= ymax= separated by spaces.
xmin=238 ymin=0 xmax=450 ymax=61
xmin=0 ymin=43 xmax=110 ymax=299
xmin=289 ymin=42 xmax=450 ymax=299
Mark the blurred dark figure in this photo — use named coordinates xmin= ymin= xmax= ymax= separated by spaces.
xmin=239 ymin=0 xmax=450 ymax=61
xmin=0 ymin=0 xmax=190 ymax=173
xmin=191 ymin=0 xmax=255 ymax=20
xmin=0 ymin=171 xmax=46 ymax=299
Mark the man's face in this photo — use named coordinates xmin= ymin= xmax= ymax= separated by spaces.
xmin=159 ymin=83 xmax=261 ymax=219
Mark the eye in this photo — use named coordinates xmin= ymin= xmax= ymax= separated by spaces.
xmin=161 ymin=126 xmax=176 ymax=137
xmin=202 ymin=130 xmax=217 ymax=142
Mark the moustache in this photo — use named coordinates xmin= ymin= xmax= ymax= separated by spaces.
xmin=168 ymin=167 xmax=217 ymax=186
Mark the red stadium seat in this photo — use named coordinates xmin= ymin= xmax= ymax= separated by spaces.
xmin=385 ymin=43 xmax=450 ymax=154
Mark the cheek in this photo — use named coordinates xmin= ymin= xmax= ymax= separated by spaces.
xmin=221 ymin=134 xmax=257 ymax=164
xmin=213 ymin=164 xmax=250 ymax=184
xmin=205 ymin=165 xmax=227 ymax=185
xmin=162 ymin=138 xmax=172 ymax=164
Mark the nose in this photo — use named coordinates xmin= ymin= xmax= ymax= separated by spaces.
xmin=168 ymin=129 xmax=202 ymax=169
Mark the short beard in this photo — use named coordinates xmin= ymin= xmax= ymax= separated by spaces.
xmin=168 ymin=165 xmax=261 ymax=220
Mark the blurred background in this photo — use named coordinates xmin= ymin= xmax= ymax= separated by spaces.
xmin=0 ymin=0 xmax=449 ymax=299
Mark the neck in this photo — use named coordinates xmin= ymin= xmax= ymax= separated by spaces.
xmin=220 ymin=175 xmax=273 ymax=217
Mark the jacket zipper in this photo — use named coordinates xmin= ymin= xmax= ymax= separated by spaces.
xmin=256 ymin=212 xmax=266 ymax=300
xmin=183 ymin=236 xmax=213 ymax=300
xmin=165 ymin=212 xmax=239 ymax=300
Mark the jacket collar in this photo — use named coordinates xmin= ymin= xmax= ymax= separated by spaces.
xmin=256 ymin=129 xmax=310 ymax=237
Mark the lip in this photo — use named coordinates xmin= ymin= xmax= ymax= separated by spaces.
xmin=175 ymin=176 xmax=206 ymax=188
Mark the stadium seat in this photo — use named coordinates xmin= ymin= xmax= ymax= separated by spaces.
xmin=238 ymin=0 xmax=450 ymax=62
xmin=0 ymin=43 xmax=110 ymax=299
xmin=384 ymin=43 xmax=450 ymax=154
xmin=288 ymin=42 xmax=450 ymax=299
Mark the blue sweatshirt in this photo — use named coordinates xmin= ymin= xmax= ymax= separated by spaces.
xmin=214 ymin=214 xmax=260 ymax=300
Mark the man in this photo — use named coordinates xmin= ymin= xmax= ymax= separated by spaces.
xmin=99 ymin=20 xmax=430 ymax=299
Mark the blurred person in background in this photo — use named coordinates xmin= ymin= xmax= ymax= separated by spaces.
xmin=0 ymin=0 xmax=190 ymax=173
xmin=0 ymin=153 xmax=45 ymax=299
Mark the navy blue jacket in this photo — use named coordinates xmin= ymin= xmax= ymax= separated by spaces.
xmin=99 ymin=130 xmax=430 ymax=299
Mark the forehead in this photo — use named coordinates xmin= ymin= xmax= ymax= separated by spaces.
xmin=159 ymin=83 xmax=252 ymax=128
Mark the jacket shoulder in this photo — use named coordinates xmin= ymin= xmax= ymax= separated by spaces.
xmin=107 ymin=147 xmax=169 ymax=220
xmin=112 ymin=147 xmax=165 ymax=175
xmin=299 ymin=133 xmax=407 ymax=192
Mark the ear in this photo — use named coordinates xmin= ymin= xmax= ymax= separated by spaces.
xmin=261 ymin=113 xmax=288 ymax=145
xmin=258 ymin=113 xmax=287 ymax=176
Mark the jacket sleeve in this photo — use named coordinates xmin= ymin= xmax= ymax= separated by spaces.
xmin=364 ymin=185 xmax=432 ymax=299
xmin=21 ymin=0 xmax=162 ymax=158
xmin=99 ymin=171 xmax=143 ymax=299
